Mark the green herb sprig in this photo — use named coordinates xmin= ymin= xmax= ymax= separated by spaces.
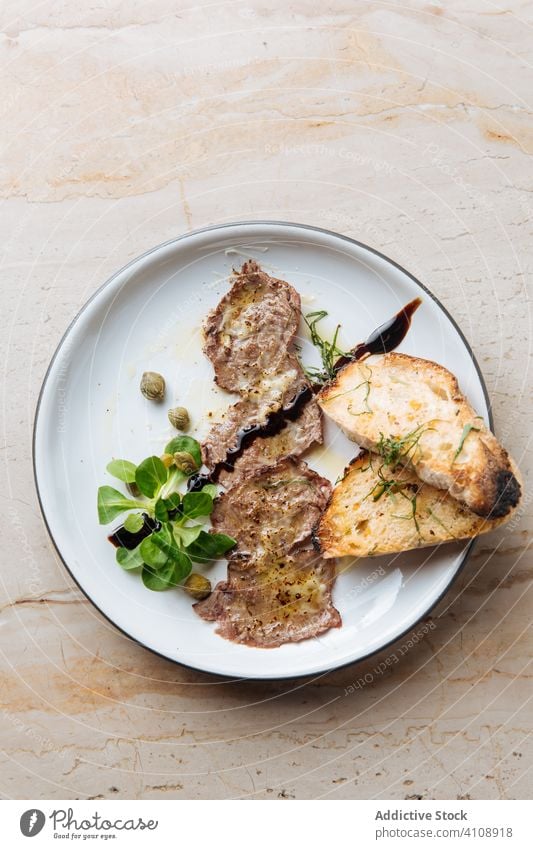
xmin=97 ymin=435 xmax=235 ymax=592
xmin=376 ymin=423 xmax=429 ymax=468
xmin=370 ymin=473 xmax=407 ymax=502
xmin=365 ymin=424 xmax=433 ymax=536
xmin=391 ymin=490 xmax=421 ymax=536
xmin=427 ymin=508 xmax=455 ymax=538
xmin=452 ymin=422 xmax=481 ymax=463
xmin=347 ymin=370 xmax=373 ymax=416
xmin=300 ymin=310 xmax=350 ymax=384
xmin=366 ymin=467 xmax=422 ymax=537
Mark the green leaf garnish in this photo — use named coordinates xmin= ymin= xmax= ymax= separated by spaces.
xmin=106 ymin=459 xmax=137 ymax=483
xmin=100 ymin=437 xmax=227 ymax=594
xmin=116 ymin=544 xmax=144 ymax=570
xmin=139 ymin=525 xmax=179 ymax=569
xmin=135 ymin=455 xmax=168 ymax=498
xmin=181 ymin=491 xmax=213 ymax=519
xmin=173 ymin=523 xmax=203 ymax=547
xmin=140 ymin=527 xmax=192 ymax=590
xmin=141 ymin=561 xmax=189 ymax=591
xmin=97 ymin=486 xmax=143 ymax=524
xmin=366 ymin=422 xmax=436 ymax=535
xmin=453 ymin=423 xmax=481 ymax=463
xmin=162 ymin=492 xmax=182 ymax=512
xmin=154 ymin=491 xmax=182 ymax=523
xmin=163 ymin=548 xmax=191 ymax=583
xmin=123 ymin=513 xmax=144 ymax=533
xmin=187 ymin=531 xmax=237 ymax=563
xmin=164 ymin=435 xmax=202 ymax=468
xmin=159 ymin=466 xmax=186 ymax=497
xmin=154 ymin=498 xmax=169 ymax=523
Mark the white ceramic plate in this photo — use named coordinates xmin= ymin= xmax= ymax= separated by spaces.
xmin=34 ymin=222 xmax=490 ymax=679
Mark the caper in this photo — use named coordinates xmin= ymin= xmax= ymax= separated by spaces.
xmin=168 ymin=406 xmax=190 ymax=431
xmin=173 ymin=451 xmax=199 ymax=475
xmin=140 ymin=371 xmax=165 ymax=401
xmin=184 ymin=573 xmax=211 ymax=601
xmin=160 ymin=452 xmax=174 ymax=469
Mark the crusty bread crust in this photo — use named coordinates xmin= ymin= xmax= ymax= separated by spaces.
xmin=317 ymin=449 xmax=512 ymax=559
xmin=318 ymin=353 xmax=521 ymax=518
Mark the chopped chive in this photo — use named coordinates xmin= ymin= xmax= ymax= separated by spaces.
xmin=300 ymin=310 xmax=350 ymax=385
xmin=453 ymin=423 xmax=481 ymax=463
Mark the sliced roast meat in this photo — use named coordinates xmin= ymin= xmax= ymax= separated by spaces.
xmin=202 ymin=396 xmax=264 ymax=470
xmin=202 ymin=263 xmax=323 ymax=488
xmin=204 ymin=260 xmax=301 ymax=393
xmin=201 ymin=358 xmax=322 ymax=486
xmin=215 ymin=400 xmax=323 ymax=488
xmin=194 ymin=549 xmax=340 ymax=648
xmin=211 ymin=458 xmax=332 ymax=556
xmin=202 ymin=359 xmax=304 ymax=468
xmin=196 ymin=261 xmax=340 ymax=647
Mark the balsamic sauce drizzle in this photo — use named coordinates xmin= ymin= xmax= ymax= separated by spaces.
xmin=187 ymin=385 xmax=313 ymax=492
xmin=108 ymin=513 xmax=160 ymax=550
xmin=333 ymin=297 xmax=422 ymax=371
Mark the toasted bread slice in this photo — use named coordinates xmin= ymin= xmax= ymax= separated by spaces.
xmin=318 ymin=353 xmax=521 ymax=518
xmin=317 ymin=450 xmax=510 ymax=559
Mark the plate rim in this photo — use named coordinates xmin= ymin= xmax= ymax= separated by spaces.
xmin=32 ymin=219 xmax=490 ymax=681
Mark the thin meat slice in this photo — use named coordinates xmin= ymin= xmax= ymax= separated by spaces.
xmin=201 ymin=262 xmax=323 ymax=487
xmin=202 ymin=396 xmax=265 ymax=470
xmin=215 ymin=400 xmax=323 ymax=488
xmin=197 ymin=261 xmax=340 ymax=647
xmin=202 ymin=359 xmax=305 ymax=468
xmin=204 ymin=260 xmax=301 ymax=393
xmin=211 ymin=458 xmax=332 ymax=556
xmin=201 ymin=361 xmax=323 ymax=486
xmin=194 ymin=550 xmax=340 ymax=648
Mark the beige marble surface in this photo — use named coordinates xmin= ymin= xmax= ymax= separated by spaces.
xmin=1 ymin=0 xmax=532 ymax=800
